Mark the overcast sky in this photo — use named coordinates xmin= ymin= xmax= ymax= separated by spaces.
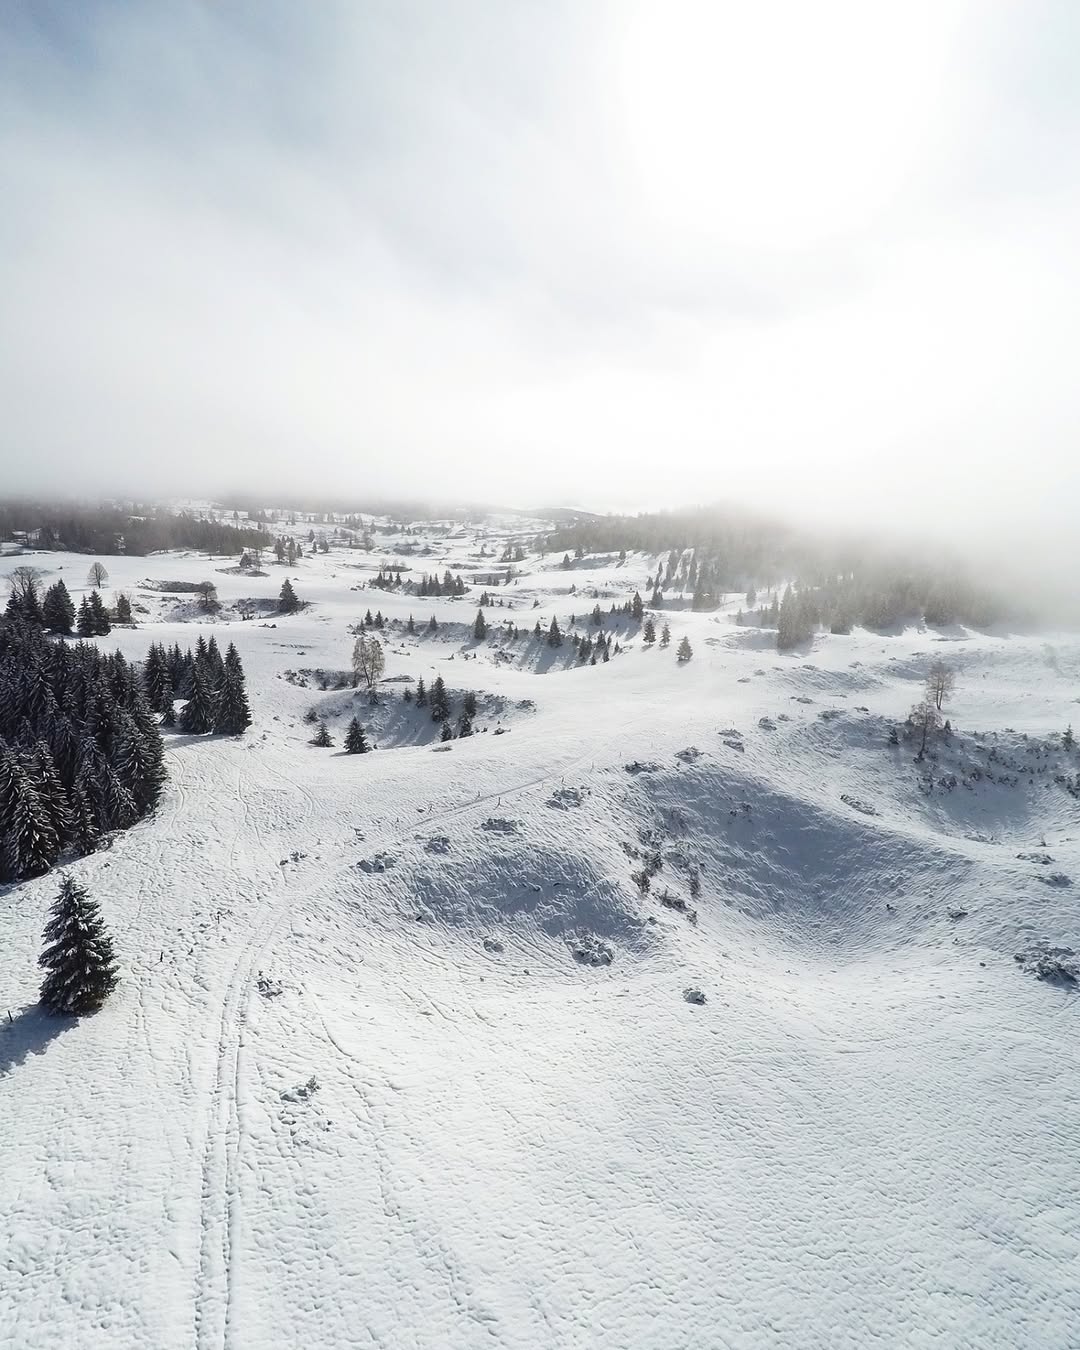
xmin=1 ymin=0 xmax=1078 ymax=531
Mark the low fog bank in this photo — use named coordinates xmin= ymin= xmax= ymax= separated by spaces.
xmin=2 ymin=489 xmax=1077 ymax=630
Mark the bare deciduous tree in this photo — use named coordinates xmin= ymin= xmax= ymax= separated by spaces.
xmin=87 ymin=561 xmax=109 ymax=587
xmin=910 ymin=695 xmax=943 ymax=760
xmin=8 ymin=565 xmax=46 ymax=602
xmin=194 ymin=581 xmax=219 ymax=613
xmin=236 ymin=598 xmax=256 ymax=621
xmin=352 ymin=634 xmax=386 ymax=703
xmin=926 ymin=659 xmax=955 ymax=711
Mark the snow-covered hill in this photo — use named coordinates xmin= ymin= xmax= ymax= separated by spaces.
xmin=2 ymin=528 xmax=1078 ymax=1349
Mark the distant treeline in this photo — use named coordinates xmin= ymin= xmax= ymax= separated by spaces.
xmin=0 ymin=501 xmax=268 ymax=557
xmin=545 ymin=508 xmax=1012 ymax=631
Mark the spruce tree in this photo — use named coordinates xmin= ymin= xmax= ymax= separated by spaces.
xmin=77 ymin=596 xmax=94 ymax=637
xmin=406 ymin=615 xmax=416 ymax=634
xmin=34 ymin=742 xmax=73 ymax=847
xmin=430 ymin=675 xmax=450 ymax=723
xmin=279 ymin=579 xmax=300 ymax=613
xmin=344 ymin=717 xmax=369 ymax=754
xmin=427 ymin=614 xmax=438 ymax=632
xmin=114 ymin=593 xmax=133 ymax=625
xmin=214 ymin=665 xmax=252 ymax=735
xmin=179 ymin=663 xmax=217 ymax=734
xmin=677 ymin=636 xmax=693 ymax=663
xmin=88 ymin=590 xmax=111 ymax=635
xmin=415 ymin=677 xmax=427 ymax=708
xmin=42 ymin=581 xmax=76 ymax=635
xmin=473 ymin=609 xmax=487 ymax=640
xmin=660 ymin=623 xmax=671 ymax=647
xmin=547 ymin=616 xmax=563 ymax=647
xmin=643 ymin=618 xmax=656 ymax=645
xmin=3 ymin=761 xmax=59 ymax=879
xmin=440 ymin=719 xmax=453 ymax=742
xmin=310 ymin=720 xmax=333 ymax=747
xmin=39 ymin=876 xmax=118 ymax=1016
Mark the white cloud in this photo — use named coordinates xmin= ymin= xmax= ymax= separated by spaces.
xmin=1 ymin=0 xmax=1078 ymax=540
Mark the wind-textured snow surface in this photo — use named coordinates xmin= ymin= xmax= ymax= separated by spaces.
xmin=2 ymin=525 xmax=1078 ymax=1349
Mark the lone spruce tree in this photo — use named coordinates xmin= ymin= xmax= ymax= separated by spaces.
xmin=310 ymin=720 xmax=333 ymax=747
xmin=677 ymin=636 xmax=693 ymax=663
xmin=278 ymin=579 xmax=300 ymax=613
xmin=344 ymin=717 xmax=369 ymax=754
xmin=39 ymin=876 xmax=119 ymax=1015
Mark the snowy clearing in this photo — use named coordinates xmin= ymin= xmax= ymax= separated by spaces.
xmin=3 ymin=520 xmax=1079 ymax=1350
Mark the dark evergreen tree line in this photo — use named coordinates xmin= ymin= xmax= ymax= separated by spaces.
xmin=0 ymin=500 xmax=268 ymax=556
xmin=0 ymin=620 xmax=167 ymax=882
xmin=142 ymin=637 xmax=251 ymax=735
xmin=542 ymin=508 xmax=1011 ymax=628
xmin=410 ymin=570 xmax=467 ymax=597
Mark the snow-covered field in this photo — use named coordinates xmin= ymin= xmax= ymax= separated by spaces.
xmin=3 ymin=521 xmax=1078 ymax=1349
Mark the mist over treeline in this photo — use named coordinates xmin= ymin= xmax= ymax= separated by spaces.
xmin=0 ymin=499 xmax=266 ymax=557
xmin=0 ymin=492 xmax=1070 ymax=628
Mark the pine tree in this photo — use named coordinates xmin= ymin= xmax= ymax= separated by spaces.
xmin=310 ymin=720 xmax=333 ymax=747
xmin=1064 ymin=725 xmax=1075 ymax=750
xmin=430 ymin=675 xmax=450 ymax=723
xmin=76 ymin=596 xmax=93 ymax=637
xmin=179 ymin=663 xmax=217 ymax=734
xmin=660 ymin=623 xmax=671 ymax=648
xmin=631 ymin=591 xmax=644 ymax=622
xmin=34 ymin=742 xmax=73 ymax=846
xmin=427 ymin=614 xmax=438 ymax=632
xmin=39 ymin=877 xmax=118 ymax=1016
xmin=87 ymin=590 xmax=111 ymax=635
xmin=406 ymin=615 xmax=416 ymax=634
xmin=214 ymin=666 xmax=252 ymax=735
xmin=547 ymin=616 xmax=563 ymax=648
xmin=415 ymin=677 xmax=427 ymax=707
xmin=473 ymin=609 xmax=487 ymax=640
xmin=344 ymin=717 xmax=369 ymax=754
xmin=42 ymin=580 xmax=76 ymax=635
xmin=279 ymin=579 xmax=300 ymax=613
xmin=3 ymin=761 xmax=60 ymax=879
xmin=643 ymin=618 xmax=656 ymax=645
xmin=677 ymin=636 xmax=693 ymax=663
xmin=114 ymin=593 xmax=133 ymax=624
xmin=440 ymin=719 xmax=453 ymax=741
xmin=205 ymin=635 xmax=225 ymax=681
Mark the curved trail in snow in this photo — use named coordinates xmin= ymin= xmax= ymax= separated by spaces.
xmin=188 ymin=734 xmax=596 ymax=1349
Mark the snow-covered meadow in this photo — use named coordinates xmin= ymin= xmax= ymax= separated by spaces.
xmin=3 ymin=518 xmax=1078 ymax=1349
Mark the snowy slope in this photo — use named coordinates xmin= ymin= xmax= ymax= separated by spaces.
xmin=2 ymin=531 xmax=1078 ymax=1349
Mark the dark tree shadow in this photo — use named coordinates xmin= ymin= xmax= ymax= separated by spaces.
xmin=0 ymin=1002 xmax=75 ymax=1076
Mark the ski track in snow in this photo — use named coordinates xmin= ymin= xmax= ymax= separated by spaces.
xmin=3 ymin=527 xmax=1080 ymax=1349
